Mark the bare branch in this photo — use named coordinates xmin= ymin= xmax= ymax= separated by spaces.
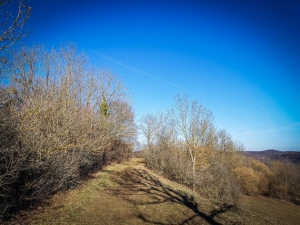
xmin=0 ymin=0 xmax=31 ymax=51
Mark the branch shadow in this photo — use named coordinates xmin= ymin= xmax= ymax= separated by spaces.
xmin=103 ymin=167 xmax=236 ymax=225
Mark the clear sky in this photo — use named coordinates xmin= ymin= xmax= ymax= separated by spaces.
xmin=21 ymin=0 xmax=300 ymax=151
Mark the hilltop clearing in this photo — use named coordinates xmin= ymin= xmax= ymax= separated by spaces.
xmin=6 ymin=158 xmax=300 ymax=225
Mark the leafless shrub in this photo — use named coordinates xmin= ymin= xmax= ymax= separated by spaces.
xmin=195 ymin=162 xmax=240 ymax=205
xmin=268 ymin=161 xmax=300 ymax=202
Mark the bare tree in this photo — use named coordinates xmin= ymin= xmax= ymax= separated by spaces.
xmin=154 ymin=111 xmax=177 ymax=147
xmin=0 ymin=0 xmax=31 ymax=51
xmin=171 ymin=94 xmax=216 ymax=179
xmin=140 ymin=113 xmax=159 ymax=150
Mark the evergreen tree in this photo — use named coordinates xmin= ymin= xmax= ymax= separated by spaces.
xmin=100 ymin=98 xmax=109 ymax=117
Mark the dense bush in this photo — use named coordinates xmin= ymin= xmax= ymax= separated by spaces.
xmin=232 ymin=167 xmax=260 ymax=195
xmin=268 ymin=161 xmax=300 ymax=202
xmin=0 ymin=44 xmax=136 ymax=219
xmin=143 ymin=145 xmax=242 ymax=205
xmin=231 ymin=156 xmax=300 ymax=203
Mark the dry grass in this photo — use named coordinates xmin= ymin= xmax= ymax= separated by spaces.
xmin=238 ymin=195 xmax=300 ymax=225
xmin=5 ymin=158 xmax=300 ymax=225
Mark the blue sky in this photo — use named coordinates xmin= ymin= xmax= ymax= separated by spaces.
xmin=21 ymin=0 xmax=300 ymax=151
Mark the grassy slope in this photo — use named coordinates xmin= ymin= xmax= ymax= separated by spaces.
xmin=8 ymin=158 xmax=300 ymax=225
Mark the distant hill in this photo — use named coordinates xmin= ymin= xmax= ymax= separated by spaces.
xmin=135 ymin=149 xmax=300 ymax=164
xmin=245 ymin=149 xmax=300 ymax=164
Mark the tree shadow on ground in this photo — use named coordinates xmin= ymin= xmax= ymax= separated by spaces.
xmin=103 ymin=167 xmax=236 ymax=225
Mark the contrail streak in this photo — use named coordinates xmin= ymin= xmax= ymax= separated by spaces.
xmin=244 ymin=95 xmax=269 ymax=114
xmin=92 ymin=50 xmax=181 ymax=89
xmin=236 ymin=129 xmax=275 ymax=135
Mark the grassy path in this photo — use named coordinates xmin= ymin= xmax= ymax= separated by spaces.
xmin=9 ymin=158 xmax=300 ymax=225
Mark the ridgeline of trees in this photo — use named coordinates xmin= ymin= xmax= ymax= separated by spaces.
xmin=139 ymin=95 xmax=300 ymax=205
xmin=139 ymin=95 xmax=244 ymax=204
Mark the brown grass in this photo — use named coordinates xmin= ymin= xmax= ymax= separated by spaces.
xmin=5 ymin=158 xmax=300 ymax=225
xmin=238 ymin=195 xmax=300 ymax=225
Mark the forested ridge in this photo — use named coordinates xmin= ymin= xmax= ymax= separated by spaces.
xmin=139 ymin=97 xmax=300 ymax=205
xmin=246 ymin=150 xmax=300 ymax=164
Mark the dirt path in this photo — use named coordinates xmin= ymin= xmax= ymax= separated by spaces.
xmin=8 ymin=158 xmax=300 ymax=225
